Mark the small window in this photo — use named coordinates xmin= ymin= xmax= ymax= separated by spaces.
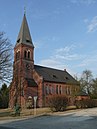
xmin=17 ymin=39 xmax=20 ymax=43
xmin=53 ymin=75 xmax=57 ymax=78
xmin=26 ymin=39 xmax=30 ymax=42
xmin=65 ymin=77 xmax=69 ymax=80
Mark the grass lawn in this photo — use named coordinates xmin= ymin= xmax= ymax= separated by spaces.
xmin=0 ymin=108 xmax=51 ymax=120
xmin=0 ymin=108 xmax=13 ymax=117
xmin=0 ymin=106 xmax=76 ymax=120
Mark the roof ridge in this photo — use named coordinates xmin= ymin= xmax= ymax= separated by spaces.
xmin=34 ymin=64 xmax=65 ymax=72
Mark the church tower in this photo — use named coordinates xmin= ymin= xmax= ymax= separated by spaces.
xmin=14 ymin=13 xmax=34 ymax=80
xmin=9 ymin=13 xmax=36 ymax=108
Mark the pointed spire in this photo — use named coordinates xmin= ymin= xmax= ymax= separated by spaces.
xmin=16 ymin=13 xmax=34 ymax=47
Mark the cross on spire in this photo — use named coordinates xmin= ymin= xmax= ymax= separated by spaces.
xmin=24 ymin=6 xmax=26 ymax=15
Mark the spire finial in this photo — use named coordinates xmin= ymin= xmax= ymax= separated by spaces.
xmin=24 ymin=6 xmax=26 ymax=15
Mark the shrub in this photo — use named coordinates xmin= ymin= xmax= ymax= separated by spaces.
xmin=75 ymin=100 xmax=82 ymax=109
xmin=75 ymin=99 xmax=97 ymax=109
xmin=48 ymin=95 xmax=68 ymax=112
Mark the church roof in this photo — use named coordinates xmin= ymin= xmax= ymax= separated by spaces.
xmin=15 ymin=14 xmax=34 ymax=47
xmin=77 ymin=91 xmax=88 ymax=96
xmin=34 ymin=65 xmax=79 ymax=85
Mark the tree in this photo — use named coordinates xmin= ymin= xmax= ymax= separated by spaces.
xmin=80 ymin=70 xmax=93 ymax=96
xmin=91 ymin=78 xmax=97 ymax=99
xmin=0 ymin=83 xmax=9 ymax=108
xmin=0 ymin=32 xmax=12 ymax=82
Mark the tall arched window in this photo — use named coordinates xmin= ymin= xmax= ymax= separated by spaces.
xmin=66 ymin=87 xmax=69 ymax=95
xmin=18 ymin=51 xmax=20 ymax=58
xmin=16 ymin=51 xmax=20 ymax=60
xmin=24 ymin=51 xmax=27 ymax=58
xmin=59 ymin=86 xmax=62 ymax=94
xmin=28 ymin=51 xmax=30 ymax=59
xmin=45 ymin=85 xmax=49 ymax=95
xmin=52 ymin=86 xmax=55 ymax=94
xmin=56 ymin=85 xmax=58 ymax=94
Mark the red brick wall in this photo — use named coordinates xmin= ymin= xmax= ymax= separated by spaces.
xmin=42 ymin=82 xmax=79 ymax=107
xmin=14 ymin=44 xmax=34 ymax=79
xmin=33 ymin=69 xmax=43 ymax=107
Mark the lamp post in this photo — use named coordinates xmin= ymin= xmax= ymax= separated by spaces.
xmin=34 ymin=96 xmax=37 ymax=116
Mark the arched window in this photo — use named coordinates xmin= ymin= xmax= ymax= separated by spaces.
xmin=28 ymin=51 xmax=30 ymax=59
xmin=59 ymin=86 xmax=62 ymax=94
xmin=56 ymin=85 xmax=58 ymax=94
xmin=16 ymin=51 xmax=20 ymax=60
xmin=66 ymin=87 xmax=69 ymax=95
xmin=52 ymin=86 xmax=55 ymax=94
xmin=68 ymin=87 xmax=71 ymax=95
xmin=45 ymin=85 xmax=49 ymax=95
xmin=18 ymin=51 xmax=20 ymax=58
xmin=49 ymin=85 xmax=52 ymax=94
xmin=24 ymin=51 xmax=27 ymax=58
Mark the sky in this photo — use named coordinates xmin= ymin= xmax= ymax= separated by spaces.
xmin=0 ymin=0 xmax=97 ymax=79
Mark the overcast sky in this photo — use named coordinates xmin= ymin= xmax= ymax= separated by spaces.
xmin=0 ymin=0 xmax=97 ymax=78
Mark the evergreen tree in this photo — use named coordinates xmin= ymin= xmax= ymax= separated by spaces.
xmin=0 ymin=83 xmax=9 ymax=108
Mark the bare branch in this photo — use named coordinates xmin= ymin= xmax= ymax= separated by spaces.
xmin=0 ymin=32 xmax=13 ymax=83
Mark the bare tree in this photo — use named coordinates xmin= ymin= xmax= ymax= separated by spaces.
xmin=0 ymin=32 xmax=12 ymax=83
xmin=80 ymin=70 xmax=93 ymax=96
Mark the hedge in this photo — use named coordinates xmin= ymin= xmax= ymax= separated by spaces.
xmin=48 ymin=95 xmax=68 ymax=112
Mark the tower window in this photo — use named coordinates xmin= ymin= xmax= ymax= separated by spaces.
xmin=16 ymin=51 xmax=20 ymax=60
xmin=24 ymin=51 xmax=27 ymax=58
xmin=28 ymin=51 xmax=30 ymax=59
xmin=24 ymin=50 xmax=31 ymax=59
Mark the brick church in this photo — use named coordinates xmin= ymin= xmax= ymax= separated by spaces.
xmin=9 ymin=14 xmax=79 ymax=108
